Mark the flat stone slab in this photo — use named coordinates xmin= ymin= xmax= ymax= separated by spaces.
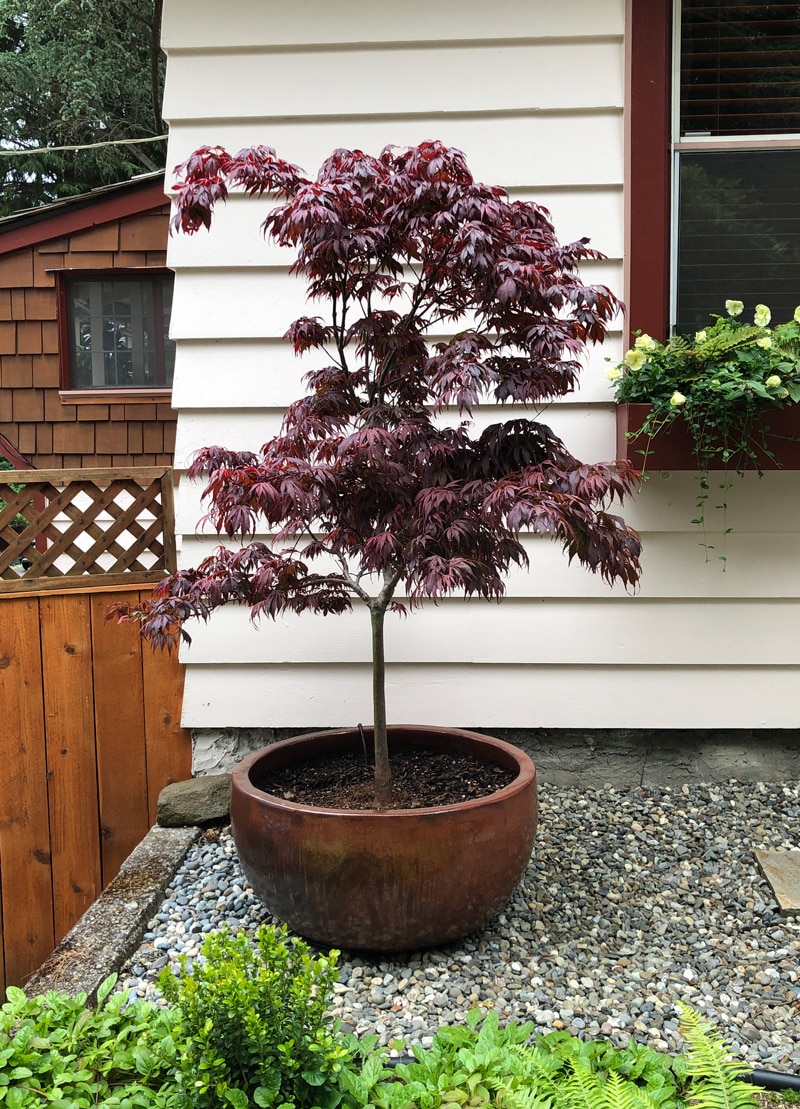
xmin=24 ymin=824 xmax=200 ymax=1001
xmin=755 ymin=848 xmax=800 ymax=914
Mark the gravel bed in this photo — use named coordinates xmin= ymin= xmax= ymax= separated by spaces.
xmin=120 ymin=780 xmax=800 ymax=1072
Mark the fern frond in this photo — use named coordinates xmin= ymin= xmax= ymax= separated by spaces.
xmin=678 ymin=1005 xmax=757 ymax=1109
xmin=559 ymin=1061 xmax=611 ymax=1109
xmin=602 ymin=1072 xmax=646 ymax=1109
xmin=696 ymin=326 xmax=762 ymax=358
xmin=501 ymin=1087 xmax=556 ymax=1109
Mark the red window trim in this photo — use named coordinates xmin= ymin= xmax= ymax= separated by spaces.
xmin=53 ymin=267 xmax=175 ymax=395
xmin=624 ymin=0 xmax=672 ymax=345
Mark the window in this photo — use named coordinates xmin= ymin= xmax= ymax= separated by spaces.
xmin=675 ymin=3 xmax=800 ymax=331
xmin=625 ymin=1 xmax=800 ymax=340
xmin=57 ymin=270 xmax=176 ymax=392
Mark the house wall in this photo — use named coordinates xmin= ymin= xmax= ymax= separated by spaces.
xmin=160 ymin=0 xmax=800 ymax=736
xmin=0 ymin=206 xmax=176 ymax=467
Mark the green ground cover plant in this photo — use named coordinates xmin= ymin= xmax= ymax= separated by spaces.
xmin=0 ymin=925 xmax=768 ymax=1109
xmin=0 ymin=975 xmax=181 ymax=1109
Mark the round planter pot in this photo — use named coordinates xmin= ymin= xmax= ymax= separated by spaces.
xmin=230 ymin=725 xmax=538 ymax=952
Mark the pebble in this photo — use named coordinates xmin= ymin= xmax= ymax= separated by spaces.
xmin=120 ymin=780 xmax=800 ymax=1072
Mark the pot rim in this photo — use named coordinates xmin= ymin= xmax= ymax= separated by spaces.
xmin=230 ymin=724 xmax=536 ymax=818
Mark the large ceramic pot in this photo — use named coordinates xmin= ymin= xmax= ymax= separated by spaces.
xmin=230 ymin=725 xmax=538 ymax=951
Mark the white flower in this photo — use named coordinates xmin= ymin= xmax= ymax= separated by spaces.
xmin=725 ymin=300 xmax=744 ymax=317
xmin=695 ymin=329 xmax=707 ymax=343
xmin=634 ymin=333 xmax=658 ymax=352
xmin=794 ymin=306 xmax=800 ymax=323
xmin=776 ymin=387 xmax=789 ymax=399
xmin=606 ymin=366 xmax=624 ymax=382
xmin=765 ymin=374 xmax=782 ymax=388
xmin=757 ymin=335 xmax=772 ymax=350
xmin=623 ymin=348 xmax=647 ymax=371
xmin=754 ymin=303 xmax=771 ymax=327
xmin=669 ymin=391 xmax=687 ymax=407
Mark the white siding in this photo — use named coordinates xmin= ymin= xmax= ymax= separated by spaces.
xmin=161 ymin=0 xmax=800 ymax=731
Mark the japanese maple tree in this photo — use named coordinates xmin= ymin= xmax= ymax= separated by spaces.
xmin=113 ymin=140 xmax=642 ymax=808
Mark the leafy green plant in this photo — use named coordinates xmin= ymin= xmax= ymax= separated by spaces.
xmin=0 ymin=974 xmax=182 ymax=1109
xmin=158 ymin=923 xmax=359 ymax=1109
xmin=0 ymin=456 xmax=28 ymax=531
xmin=363 ymin=1010 xmax=689 ymax=1109
xmin=608 ymin=300 xmax=800 ymax=560
xmin=362 ymin=1006 xmax=757 ymax=1109
xmin=610 ymin=301 xmax=800 ymax=464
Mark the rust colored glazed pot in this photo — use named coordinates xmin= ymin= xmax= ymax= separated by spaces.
xmin=230 ymin=726 xmax=538 ymax=951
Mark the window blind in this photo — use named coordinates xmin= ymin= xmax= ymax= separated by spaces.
xmin=680 ymin=2 xmax=800 ymax=136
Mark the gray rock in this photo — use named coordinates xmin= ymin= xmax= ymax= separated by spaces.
xmin=157 ymin=774 xmax=231 ymax=826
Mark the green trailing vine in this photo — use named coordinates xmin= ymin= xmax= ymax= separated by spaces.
xmin=608 ymin=300 xmax=800 ymax=564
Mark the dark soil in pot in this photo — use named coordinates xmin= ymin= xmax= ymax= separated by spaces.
xmin=253 ymin=747 xmax=517 ymax=809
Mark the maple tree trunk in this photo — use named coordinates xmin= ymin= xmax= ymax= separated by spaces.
xmin=370 ymin=602 xmax=392 ymax=809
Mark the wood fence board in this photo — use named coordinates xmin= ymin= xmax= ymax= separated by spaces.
xmin=141 ymin=617 xmax=192 ymax=824
xmin=1 ymin=570 xmax=168 ymax=594
xmin=40 ymin=594 xmax=102 ymax=943
xmin=0 ymin=597 xmax=55 ymax=983
xmin=91 ymin=591 xmax=151 ymax=885
xmin=0 ymin=467 xmax=168 ymax=484
xmin=0 ymin=519 xmax=189 ymax=994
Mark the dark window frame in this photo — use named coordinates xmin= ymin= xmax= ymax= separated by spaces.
xmin=54 ymin=267 xmax=176 ymax=397
xmin=626 ymin=0 xmax=800 ymax=341
xmin=625 ymin=0 xmax=673 ymax=344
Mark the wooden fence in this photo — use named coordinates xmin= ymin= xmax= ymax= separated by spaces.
xmin=0 ymin=469 xmax=191 ymax=994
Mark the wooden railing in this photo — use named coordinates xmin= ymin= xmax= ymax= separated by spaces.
xmin=0 ymin=467 xmax=176 ymax=592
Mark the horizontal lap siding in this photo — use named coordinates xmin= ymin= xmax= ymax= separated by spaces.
xmin=181 ymin=665 xmax=800 ymax=730
xmin=161 ymin=0 xmax=622 ymax=48
xmin=163 ymin=0 xmax=799 ymax=730
xmin=177 ymin=598 xmax=800 ymax=667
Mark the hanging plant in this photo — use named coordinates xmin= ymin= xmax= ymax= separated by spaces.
xmin=608 ymin=301 xmax=800 ymax=562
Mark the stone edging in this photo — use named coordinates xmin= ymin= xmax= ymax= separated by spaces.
xmin=24 ymin=824 xmax=200 ymax=1002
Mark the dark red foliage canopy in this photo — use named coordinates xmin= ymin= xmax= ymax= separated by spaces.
xmin=112 ymin=140 xmax=641 ymax=651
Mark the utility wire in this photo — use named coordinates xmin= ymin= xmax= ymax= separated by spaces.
xmin=0 ymin=134 xmax=168 ymax=156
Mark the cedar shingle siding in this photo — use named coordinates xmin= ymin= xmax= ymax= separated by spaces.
xmin=0 ymin=194 xmax=175 ymax=468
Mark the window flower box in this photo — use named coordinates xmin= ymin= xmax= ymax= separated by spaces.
xmin=616 ymin=402 xmax=800 ymax=471
xmin=609 ymin=302 xmax=800 ymax=473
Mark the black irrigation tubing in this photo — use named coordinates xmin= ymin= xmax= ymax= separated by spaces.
xmin=747 ymin=1068 xmax=800 ymax=1092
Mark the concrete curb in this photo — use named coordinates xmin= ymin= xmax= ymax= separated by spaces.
xmin=24 ymin=824 xmax=201 ymax=1002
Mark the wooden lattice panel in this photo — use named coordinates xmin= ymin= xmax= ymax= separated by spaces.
xmin=0 ymin=468 xmax=176 ymax=592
